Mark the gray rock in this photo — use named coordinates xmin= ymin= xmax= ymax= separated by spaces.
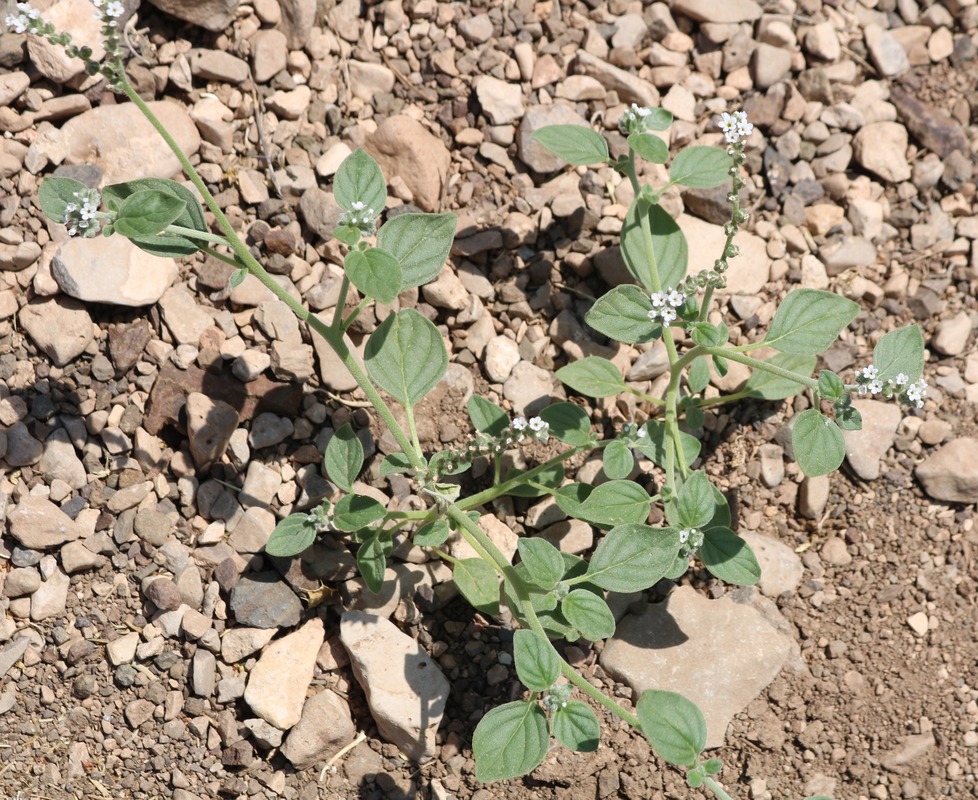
xmin=186 ymin=392 xmax=239 ymax=471
xmin=842 ymin=400 xmax=902 ymax=481
xmin=916 ymin=438 xmax=978 ymax=503
xmin=517 ymin=104 xmax=592 ymax=173
xmin=230 ymin=572 xmax=302 ymax=629
xmin=144 ymin=576 xmax=184 ymax=611
xmin=60 ymin=540 xmax=101 ymax=573
xmin=799 ymin=474 xmax=831 ymax=519
xmin=601 ymin=586 xmax=791 ymax=748
xmin=188 ymin=48 xmax=249 ymax=82
xmin=147 ymin=0 xmax=237 ymax=31
xmin=30 ymin=568 xmax=70 ymax=621
xmin=8 ymin=497 xmax=84 ymax=549
xmin=4 ymin=422 xmax=42 ymax=467
xmin=19 ymin=295 xmax=94 ymax=367
xmin=740 ymin=532 xmax=802 ymax=597
xmin=3 ymin=567 xmax=41 ymax=597
xmin=281 ymin=689 xmax=356 ymax=768
xmin=671 ymin=0 xmax=761 ymax=23
xmin=852 ymin=122 xmax=911 ymax=183
xmin=277 ymin=0 xmax=316 ymax=49
xmin=248 ymin=413 xmax=294 ymax=449
xmin=134 ymin=509 xmax=171 ymax=547
xmin=192 ymin=649 xmax=216 ymax=697
xmin=38 ymin=428 xmax=86 ymax=490
xmin=221 ymin=626 xmax=276 ymax=663
xmin=0 ymin=637 xmax=31 ymax=680
xmin=864 ymin=23 xmax=910 ymax=77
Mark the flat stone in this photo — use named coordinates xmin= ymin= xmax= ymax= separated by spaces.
xmin=0 ymin=637 xmax=31 ymax=680
xmin=31 ymin=568 xmax=70 ymax=621
xmin=252 ymin=28 xmax=288 ymax=83
xmin=60 ymin=540 xmax=101 ymax=573
xmin=188 ymin=48 xmax=249 ymax=82
xmin=144 ymin=576 xmax=183 ymax=610
xmin=4 ymin=422 xmax=42 ymax=467
xmin=852 ymin=122 xmax=911 ymax=183
xmin=27 ymin=0 xmax=104 ymax=84
xmin=672 ymin=0 xmax=761 ymax=22
xmin=574 ymin=51 xmax=658 ymax=107
xmin=134 ymin=510 xmax=171 ymax=547
xmin=340 ymin=611 xmax=450 ymax=760
xmin=842 ymin=400 xmax=902 ymax=481
xmin=366 ymin=116 xmax=451 ymax=212
xmin=19 ymin=295 xmax=94 ymax=367
xmin=106 ymin=632 xmax=140 ymax=666
xmin=348 ymin=61 xmax=395 ymax=102
xmin=244 ymin=618 xmax=324 ymax=729
xmin=740 ymin=533 xmax=802 ymax=597
xmin=476 ymin=77 xmax=524 ymax=125
xmin=916 ymin=438 xmax=978 ymax=503
xmin=221 ymin=626 xmax=276 ymax=663
xmin=931 ymin=311 xmax=971 ymax=356
xmin=186 ymin=392 xmax=239 ymax=471
xmin=601 ymin=586 xmax=791 ymax=748
xmin=38 ymin=428 xmax=86 ymax=490
xmin=8 ymin=497 xmax=84 ymax=549
xmin=192 ymin=648 xmax=216 ymax=697
xmin=682 ymin=215 xmax=771 ymax=294
xmin=146 ymin=0 xmax=238 ymax=31
xmin=889 ymin=86 xmax=968 ymax=158
xmin=502 ymin=361 xmax=554 ymax=416
xmin=864 ymin=24 xmax=910 ymax=77
xmin=230 ymin=571 xmax=303 ymax=629
xmin=281 ymin=689 xmax=357 ymax=769
xmin=517 ymin=104 xmax=592 ymax=174
xmin=159 ymin=286 xmax=214 ymax=346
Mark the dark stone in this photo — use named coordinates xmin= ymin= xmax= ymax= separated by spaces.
xmin=682 ymin=183 xmax=750 ymax=224
xmin=108 ymin=320 xmax=153 ymax=376
xmin=143 ymin=576 xmax=183 ymax=610
xmin=229 ymin=571 xmax=302 ymax=629
xmin=114 ymin=664 xmax=137 ymax=688
xmin=73 ymin=674 xmax=98 ymax=699
xmin=222 ymin=740 xmax=255 ymax=768
xmin=65 ymin=639 xmax=95 ymax=665
xmin=891 ymin=85 xmax=968 ymax=158
xmin=53 ymin=163 xmax=103 ymax=188
xmin=762 ymin=147 xmax=791 ymax=199
xmin=214 ymin=557 xmax=240 ymax=594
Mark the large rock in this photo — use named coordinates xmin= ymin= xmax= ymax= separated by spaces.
xmin=244 ymin=618 xmax=325 ymax=730
xmin=601 ymin=586 xmax=791 ymax=748
xmin=8 ymin=497 xmax=85 ymax=549
xmin=573 ymin=51 xmax=658 ymax=107
xmin=52 ymin=235 xmax=178 ymax=306
xmin=340 ymin=611 xmax=450 ymax=760
xmin=281 ymin=689 xmax=356 ymax=769
xmin=158 ymin=286 xmax=214 ymax=346
xmin=671 ymin=0 xmax=761 ymax=23
xmin=147 ymin=0 xmax=238 ymax=32
xmin=61 ymin=102 xmax=201 ymax=184
xmin=277 ymin=0 xmax=316 ymax=49
xmin=842 ymin=400 xmax=902 ymax=481
xmin=365 ymin=116 xmax=450 ymax=212
xmin=517 ymin=104 xmax=592 ymax=173
xmin=475 ymin=76 xmax=525 ymax=125
xmin=683 ymin=215 xmax=771 ymax=295
xmin=916 ymin=438 xmax=978 ymax=503
xmin=27 ymin=0 xmax=104 ymax=84
xmin=185 ymin=393 xmax=239 ymax=472
xmin=853 ymin=122 xmax=911 ymax=183
xmin=19 ymin=295 xmax=94 ymax=367
xmin=38 ymin=428 xmax=87 ymax=490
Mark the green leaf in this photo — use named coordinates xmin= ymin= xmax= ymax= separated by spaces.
xmin=357 ymin=535 xmax=387 ymax=593
xmin=518 ymin=538 xmax=566 ymax=590
xmin=631 ymin=107 xmax=673 ymax=131
xmin=551 ymin=702 xmax=600 ymax=752
xmin=677 ymin=471 xmax=714 ymax=530
xmin=334 ymin=148 xmax=387 ymax=216
xmin=531 ymin=125 xmax=610 ymax=166
xmin=585 ymin=285 xmax=660 ymax=344
xmin=502 ymin=463 xmax=565 ymax=498
xmin=699 ymin=527 xmax=760 ymax=585
xmin=38 ymin=177 xmax=90 ymax=223
xmin=332 ymin=494 xmax=387 ymax=532
xmin=513 ymin=629 xmax=560 ymax=691
xmin=602 ymin=440 xmax=634 ymax=480
xmin=741 ymin=353 xmax=817 ymax=400
xmin=343 ymin=247 xmax=402 ymax=304
xmin=229 ymin=268 xmax=247 ymax=288
xmin=764 ymin=289 xmax=860 ymax=355
xmin=621 ymin=200 xmax=689 ymax=292
xmin=792 ymin=409 xmax=845 ymax=477
xmin=468 ymin=395 xmax=510 ymax=436
xmin=380 ymin=452 xmax=413 ymax=475
xmin=414 ymin=519 xmax=450 ymax=546
xmin=834 ymin=403 xmax=862 ymax=431
xmin=586 ymin=524 xmax=680 ymax=592
xmin=637 ymin=689 xmax=706 ymax=767
xmin=453 ymin=558 xmax=500 ymax=616
xmin=562 ymin=589 xmax=616 ymax=641
xmin=872 ymin=325 xmax=924 ymax=385
xmin=114 ymin=190 xmax=186 ymax=238
xmin=635 ymin=420 xmax=701 ymax=469
xmin=324 ymin=423 xmax=363 ymax=493
xmin=472 ymin=701 xmax=549 ymax=782
xmin=817 ymin=369 xmax=846 ymax=402
xmin=102 ymin=178 xmax=207 ymax=258
xmin=556 ymin=357 xmax=626 ymax=398
xmin=690 ymin=322 xmax=728 ymax=348
xmin=628 ymin=132 xmax=668 ymax=163
xmin=687 ymin=357 xmax=710 ymax=394
xmin=332 ymin=224 xmax=361 ymax=246
xmin=265 ymin=513 xmax=318 ymax=557
xmin=365 ymin=309 xmax=447 ymax=407
xmin=540 ymin=402 xmax=591 ymax=446
xmin=669 ymin=146 xmax=732 ymax=189
xmin=375 ymin=212 xmax=457 ymax=291
xmin=556 ymin=481 xmax=651 ymax=527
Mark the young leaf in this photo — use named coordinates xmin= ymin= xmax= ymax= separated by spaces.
xmin=38 ymin=176 xmax=90 ymax=223
xmin=468 ymin=395 xmax=510 ymax=436
xmin=792 ymin=409 xmax=845 ymax=476
xmin=690 ymin=321 xmax=728 ymax=348
xmin=102 ymin=177 xmax=207 ymax=257
xmin=637 ymin=689 xmax=707 ymax=767
xmin=621 ymin=200 xmax=689 ymax=292
xmin=324 ymin=423 xmax=364 ymax=493
xmin=834 ymin=403 xmax=862 ymax=431
xmin=817 ymin=369 xmax=846 ymax=402
xmin=561 ymin=589 xmax=616 ymax=641
xmin=676 ymin=471 xmax=714 ymax=530
xmin=630 ymin=107 xmax=673 ymax=131
xmin=602 ymin=440 xmax=634 ymax=480
xmin=556 ymin=357 xmax=626 ymax=398
xmin=531 ymin=125 xmax=610 ymax=166
xmin=687 ymin=357 xmax=710 ymax=394
xmin=872 ymin=325 xmax=924 ymax=384
xmin=636 ymin=420 xmax=701 ymax=468
xmin=540 ymin=402 xmax=591 ymax=446
xmin=628 ymin=132 xmax=668 ymax=163
xmin=332 ymin=224 xmax=361 ymax=246
xmin=741 ymin=353 xmax=817 ymax=400
xmin=551 ymin=701 xmax=600 ymax=752
xmin=513 ymin=629 xmax=560 ymax=691
xmin=375 ymin=212 xmax=457 ymax=291
xmin=556 ymin=481 xmax=651 ymax=527
xmin=357 ymin=534 xmax=387 ymax=594
xmin=414 ymin=519 xmax=450 ymax=546
xmin=343 ymin=247 xmax=402 ymax=304
xmin=380 ymin=452 xmax=413 ymax=475
xmin=518 ymin=538 xmax=566 ymax=591
xmin=229 ymin=268 xmax=247 ymax=288
xmin=586 ymin=524 xmax=680 ymax=592
xmin=265 ymin=513 xmax=318 ymax=557
xmin=699 ymin=527 xmax=760 ymax=586
xmin=334 ymin=148 xmax=387 ymax=216
xmin=472 ymin=701 xmax=549 ymax=782
xmin=453 ymin=558 xmax=500 ymax=616
xmin=764 ymin=289 xmax=860 ymax=355
xmin=332 ymin=494 xmax=386 ymax=531
xmin=502 ymin=463 xmax=565 ymax=498
xmin=114 ymin=190 xmax=187 ymax=238
xmin=365 ymin=309 xmax=447 ymax=407
xmin=668 ymin=146 xmax=732 ymax=189
xmin=584 ymin=285 xmax=660 ymax=344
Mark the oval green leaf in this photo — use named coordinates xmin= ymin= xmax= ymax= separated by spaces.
xmin=324 ymin=422 xmax=364 ymax=493
xmin=872 ymin=325 xmax=924 ymax=385
xmin=376 ymin=212 xmax=457 ymax=291
xmin=453 ymin=558 xmax=500 ymax=616
xmin=357 ymin=534 xmax=387 ymax=594
xmin=764 ymin=289 xmax=860 ymax=355
xmin=556 ymin=481 xmax=651 ymax=527
xmin=513 ymin=629 xmax=560 ymax=691
xmin=621 ymin=200 xmax=689 ymax=292
xmin=556 ymin=357 xmax=626 ymax=398
xmin=741 ymin=353 xmax=817 ymax=401
xmin=102 ymin=177 xmax=207 ymax=257
xmin=585 ymin=285 xmax=660 ymax=344
xmin=343 ymin=247 xmax=402 ymax=304
xmin=792 ymin=409 xmax=845 ymax=477
xmin=334 ymin=147 xmax=387 ymax=216
xmin=332 ymin=494 xmax=387 ymax=532
xmin=637 ymin=689 xmax=706 ymax=767
xmin=699 ymin=527 xmax=760 ymax=586
xmin=677 ymin=471 xmax=714 ymax=530
xmin=551 ymin=701 xmax=600 ymax=752
xmin=265 ymin=513 xmax=317 ymax=557
xmin=669 ymin=146 xmax=732 ymax=189
xmin=561 ymin=589 xmax=616 ymax=641
xmin=468 ymin=395 xmax=510 ymax=436
xmin=518 ymin=538 xmax=565 ymax=590
xmin=531 ymin=125 xmax=610 ymax=166
xmin=414 ymin=519 xmax=450 ymax=547
xmin=38 ymin=176 xmax=90 ymax=224
xmin=628 ymin=132 xmax=668 ymax=163
xmin=539 ymin=402 xmax=591 ymax=446
xmin=586 ymin=524 xmax=680 ymax=592
xmin=473 ymin=701 xmax=549 ymax=782
xmin=114 ymin=190 xmax=187 ymax=238
xmin=602 ymin=440 xmax=634 ymax=480
xmin=365 ymin=309 xmax=447 ymax=407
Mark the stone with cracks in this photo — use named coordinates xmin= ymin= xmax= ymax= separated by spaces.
xmin=366 ymin=116 xmax=451 ymax=212
xmin=8 ymin=496 xmax=85 ymax=550
xmin=18 ymin=295 xmax=94 ymax=367
xmin=340 ymin=611 xmax=450 ymax=760
xmin=915 ymin=438 xmax=978 ymax=504
xmin=244 ymin=618 xmax=324 ymax=730
xmin=601 ymin=586 xmax=791 ymax=747
xmin=281 ymin=689 xmax=357 ymax=769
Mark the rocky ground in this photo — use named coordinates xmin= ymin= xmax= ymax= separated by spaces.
xmin=1 ymin=0 xmax=978 ymax=799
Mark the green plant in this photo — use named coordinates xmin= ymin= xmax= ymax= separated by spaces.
xmin=13 ymin=6 xmax=927 ymax=799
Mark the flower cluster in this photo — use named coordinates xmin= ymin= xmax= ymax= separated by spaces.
xmin=339 ymin=200 xmax=377 ymax=235
xmin=854 ymin=364 xmax=927 ymax=409
xmin=718 ymin=111 xmax=753 ymax=144
xmin=618 ymin=104 xmax=658 ymax=135
xmin=647 ymin=288 xmax=686 ymax=325
xmin=677 ymin=527 xmax=704 ymax=559
xmin=511 ymin=415 xmax=549 ymax=442
xmin=91 ymin=0 xmax=124 ymax=19
xmin=5 ymin=2 xmax=40 ymax=33
xmin=62 ymin=188 xmax=101 ymax=238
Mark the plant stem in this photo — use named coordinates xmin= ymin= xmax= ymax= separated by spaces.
xmin=331 ymin=276 xmax=351 ymax=333
xmin=702 ymin=347 xmax=818 ymax=391
xmin=199 ymin=245 xmax=246 ymax=269
xmin=166 ymin=223 xmax=233 ymax=245
xmin=624 ymin=385 xmax=666 ymax=408
xmin=703 ymin=777 xmax=735 ymax=800
xmin=405 ymin=405 xmax=422 ymax=458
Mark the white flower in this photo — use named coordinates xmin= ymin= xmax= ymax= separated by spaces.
xmin=105 ymin=0 xmax=124 ymax=17
xmin=868 ymin=379 xmax=883 ymax=395
xmin=511 ymin=417 xmax=528 ymax=431
xmin=860 ymin=364 xmax=879 ymax=381
xmin=667 ymin=290 xmax=685 ymax=307
xmin=894 ymin=373 xmax=908 ymax=386
xmin=660 ymin=307 xmax=677 ymax=325
xmin=351 ymin=201 xmax=365 ymax=211
xmin=857 ymin=384 xmax=868 ymax=396
xmin=678 ymin=528 xmax=691 ymax=544
xmin=650 ymin=292 xmax=666 ymax=308
xmin=636 ymin=428 xmax=646 ymax=438
xmin=718 ymin=110 xmax=753 ymax=144
xmin=528 ymin=417 xmax=547 ymax=432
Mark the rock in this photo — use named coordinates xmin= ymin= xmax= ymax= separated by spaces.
xmin=61 ymin=101 xmax=201 ymax=183
xmin=252 ymin=29 xmax=288 ymax=83
xmin=366 ymin=116 xmax=451 ymax=212
xmin=671 ymin=0 xmax=761 ymax=23
xmin=682 ymin=215 xmax=771 ymax=294
xmin=27 ymin=0 xmax=104 ymax=84
xmin=740 ymin=533 xmax=803 ymax=597
xmin=574 ymin=51 xmax=658 ymax=107
xmin=315 ymin=142 xmax=353 ymax=178
xmin=5 ymin=567 xmax=41 ymax=597
xmin=134 ymin=510 xmax=171 ymax=547
xmin=458 ymin=13 xmax=494 ymax=44
xmin=185 ymin=393 xmax=239 ymax=471
xmin=281 ymin=689 xmax=357 ymax=769
xmin=31 ymin=568 xmax=70 ymax=621
xmin=842 ymin=400 xmax=902 ymax=481
xmin=931 ymin=311 xmax=971 ymax=356
xmin=799 ymin=474 xmax=830 ymax=519
xmin=517 ymin=104 xmax=592 ymax=173
xmin=19 ymin=295 xmax=94 ymax=367
xmin=37 ymin=428 xmax=86 ymax=490
xmin=601 ymin=586 xmax=790 ymax=747
xmin=804 ymin=22 xmax=841 ymax=61
xmin=244 ymin=618 xmax=324 ymax=729
xmin=475 ymin=77 xmax=524 ymax=125
xmin=266 ymin=85 xmax=311 ymax=121
xmin=820 ymin=237 xmax=877 ymax=274
xmin=4 ymin=422 xmax=42 ymax=467
xmin=905 ymin=612 xmax=929 ymax=636
xmin=147 ymin=0 xmax=237 ymax=31
xmin=192 ymin=649 xmax=216 ymax=697
xmin=60 ymin=540 xmax=101 ymax=573
xmin=160 ymin=286 xmax=215 ymax=347
xmin=8 ymin=497 xmax=84 ymax=549
xmin=125 ymin=698 xmax=156 ymax=729
xmin=348 ymin=61 xmax=395 ymax=102
xmin=106 ymin=632 xmax=140 ymax=666
xmin=422 ymin=266 xmax=468 ymax=310
xmin=277 ymin=0 xmax=316 ymax=49
xmin=864 ymin=24 xmax=910 ymax=77
xmin=484 ymin=336 xmax=521 ymax=383
xmin=221 ymin=626 xmax=276 ymax=663
xmin=188 ymin=48 xmax=249 ymax=83
xmin=0 ymin=638 xmax=31 ymax=680
xmin=852 ymin=122 xmax=911 ymax=183
xmin=502 ymin=361 xmax=554 ymax=416
xmin=248 ymin=412 xmax=293 ymax=449
xmin=340 ymin=611 xmax=450 ymax=760
xmin=750 ymin=43 xmax=792 ymax=89
xmin=0 ymin=72 xmax=30 ymax=106
xmin=758 ymin=443 xmax=784 ymax=488
xmin=144 ymin=576 xmax=183 ymax=610
xmin=230 ymin=572 xmax=303 ymax=628
xmin=820 ymin=537 xmax=852 ymax=567
xmin=915 ymin=438 xmax=978 ymax=503
xmin=889 ymin=86 xmax=968 ymax=158
xmin=539 ymin=519 xmax=593 ymax=554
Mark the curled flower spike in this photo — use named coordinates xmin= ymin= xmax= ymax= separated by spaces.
xmin=339 ymin=200 xmax=377 ymax=235
xmin=718 ymin=110 xmax=753 ymax=144
xmin=854 ymin=363 xmax=928 ymax=409
xmin=62 ymin=188 xmax=102 ymax=238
